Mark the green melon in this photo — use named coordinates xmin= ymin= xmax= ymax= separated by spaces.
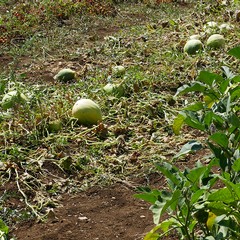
xmin=184 ymin=39 xmax=203 ymax=55
xmin=189 ymin=34 xmax=201 ymax=40
xmin=203 ymin=21 xmax=218 ymax=34
xmin=206 ymin=34 xmax=225 ymax=49
xmin=54 ymin=68 xmax=76 ymax=82
xmin=112 ymin=66 xmax=125 ymax=77
xmin=103 ymin=83 xmax=125 ymax=97
xmin=48 ymin=120 xmax=62 ymax=133
xmin=219 ymin=23 xmax=233 ymax=33
xmin=1 ymin=90 xmax=28 ymax=110
xmin=72 ymin=99 xmax=102 ymax=126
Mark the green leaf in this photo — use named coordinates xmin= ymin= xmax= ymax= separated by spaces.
xmin=191 ymin=189 xmax=205 ymax=204
xmin=197 ymin=71 xmax=224 ymax=86
xmin=175 ymin=82 xmax=206 ymax=96
xmin=164 ymin=189 xmax=181 ymax=212
xmin=144 ymin=219 xmax=178 ymax=240
xmin=174 ymin=140 xmax=203 ymax=159
xmin=150 ymin=201 xmax=165 ymax=225
xmin=222 ymin=66 xmax=236 ymax=80
xmin=232 ymin=158 xmax=240 ymax=172
xmin=144 ymin=225 xmax=161 ymax=240
xmin=0 ymin=220 xmax=8 ymax=235
xmin=228 ymin=46 xmax=240 ymax=60
xmin=204 ymin=111 xmax=213 ymax=127
xmin=208 ymin=142 xmax=228 ymax=171
xmin=232 ymin=75 xmax=240 ymax=83
xmin=184 ymin=102 xmax=204 ymax=111
xmin=184 ymin=112 xmax=206 ymax=131
xmin=150 ymin=189 xmax=181 ymax=224
xmin=219 ymin=79 xmax=230 ymax=94
xmin=208 ymin=188 xmax=235 ymax=203
xmin=186 ymin=166 xmax=206 ymax=184
xmin=228 ymin=113 xmax=240 ymax=128
xmin=158 ymin=218 xmax=177 ymax=233
xmin=230 ymin=85 xmax=240 ymax=101
xmin=155 ymin=162 xmax=180 ymax=187
xmin=143 ymin=219 xmax=176 ymax=240
xmin=209 ymin=132 xmax=229 ymax=148
xmin=220 ymin=180 xmax=240 ymax=199
xmin=207 ymin=202 xmax=232 ymax=215
xmin=173 ymin=113 xmax=186 ymax=135
xmin=134 ymin=189 xmax=162 ymax=204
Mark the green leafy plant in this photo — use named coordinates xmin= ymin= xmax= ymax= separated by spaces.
xmin=135 ymin=46 xmax=240 ymax=239
xmin=0 ymin=219 xmax=8 ymax=240
xmin=173 ymin=47 xmax=240 ymax=182
xmin=135 ymin=161 xmax=240 ymax=239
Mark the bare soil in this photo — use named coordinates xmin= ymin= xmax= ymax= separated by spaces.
xmin=11 ymin=183 xmax=154 ymax=240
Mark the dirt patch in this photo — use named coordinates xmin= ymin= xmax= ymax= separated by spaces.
xmin=11 ymin=183 xmax=154 ymax=240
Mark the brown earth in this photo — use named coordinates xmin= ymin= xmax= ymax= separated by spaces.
xmin=11 ymin=183 xmax=155 ymax=240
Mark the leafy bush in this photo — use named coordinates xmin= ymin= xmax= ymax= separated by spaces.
xmin=135 ymin=46 xmax=240 ymax=239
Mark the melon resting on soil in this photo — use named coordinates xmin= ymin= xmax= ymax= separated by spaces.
xmin=112 ymin=66 xmax=126 ymax=77
xmin=103 ymin=83 xmax=125 ymax=97
xmin=1 ymin=90 xmax=28 ymax=110
xmin=206 ymin=34 xmax=225 ymax=49
xmin=184 ymin=39 xmax=203 ymax=55
xmin=48 ymin=120 xmax=62 ymax=133
xmin=72 ymin=99 xmax=102 ymax=126
xmin=54 ymin=68 xmax=76 ymax=82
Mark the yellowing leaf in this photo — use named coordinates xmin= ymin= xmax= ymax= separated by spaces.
xmin=203 ymin=95 xmax=214 ymax=108
xmin=173 ymin=113 xmax=186 ymax=135
xmin=206 ymin=212 xmax=217 ymax=230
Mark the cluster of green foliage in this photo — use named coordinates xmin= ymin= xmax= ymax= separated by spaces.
xmin=135 ymin=47 xmax=240 ymax=239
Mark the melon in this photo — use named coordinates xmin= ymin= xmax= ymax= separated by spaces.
xmin=184 ymin=39 xmax=203 ymax=55
xmin=1 ymin=90 xmax=28 ymax=110
xmin=204 ymin=21 xmax=218 ymax=28
xmin=206 ymin=34 xmax=225 ymax=49
xmin=189 ymin=34 xmax=201 ymax=40
xmin=103 ymin=83 xmax=125 ymax=97
xmin=112 ymin=66 xmax=125 ymax=77
xmin=72 ymin=99 xmax=102 ymax=126
xmin=219 ymin=23 xmax=233 ymax=33
xmin=203 ymin=21 xmax=218 ymax=34
xmin=48 ymin=120 xmax=62 ymax=133
xmin=54 ymin=68 xmax=76 ymax=82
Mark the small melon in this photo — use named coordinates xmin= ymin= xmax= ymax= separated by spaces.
xmin=1 ymin=90 xmax=28 ymax=110
xmin=54 ymin=68 xmax=76 ymax=82
xmin=189 ymin=34 xmax=201 ymax=40
xmin=48 ymin=120 xmax=62 ymax=133
xmin=219 ymin=23 xmax=233 ymax=33
xmin=206 ymin=34 xmax=225 ymax=49
xmin=103 ymin=83 xmax=125 ymax=97
xmin=203 ymin=21 xmax=218 ymax=34
xmin=184 ymin=39 xmax=203 ymax=55
xmin=112 ymin=66 xmax=125 ymax=77
xmin=72 ymin=99 xmax=102 ymax=126
xmin=204 ymin=21 xmax=218 ymax=28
